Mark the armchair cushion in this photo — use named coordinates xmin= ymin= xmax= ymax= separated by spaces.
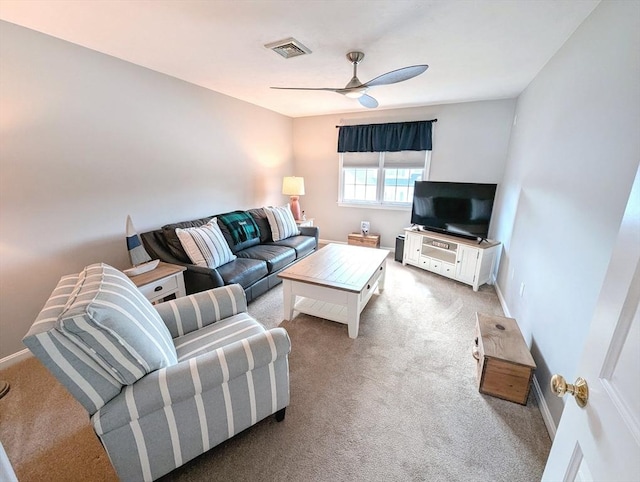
xmin=173 ymin=312 xmax=265 ymax=361
xmin=57 ymin=263 xmax=178 ymax=385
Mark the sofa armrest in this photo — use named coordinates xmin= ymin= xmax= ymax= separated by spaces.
xmin=140 ymin=230 xmax=225 ymax=295
xmin=154 ymin=284 xmax=247 ymax=338
xmin=92 ymin=327 xmax=291 ymax=435
xmin=299 ymin=226 xmax=319 ymax=246
xmin=182 ymin=265 xmax=225 ymax=295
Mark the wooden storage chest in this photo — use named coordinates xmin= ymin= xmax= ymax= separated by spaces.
xmin=347 ymin=233 xmax=380 ymax=248
xmin=474 ymin=313 xmax=536 ymax=405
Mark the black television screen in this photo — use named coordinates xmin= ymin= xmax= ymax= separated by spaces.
xmin=410 ymin=181 xmax=497 ymax=240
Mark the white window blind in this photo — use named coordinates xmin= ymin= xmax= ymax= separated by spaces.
xmin=342 ymin=152 xmax=380 ymax=168
xmin=383 ymin=150 xmax=426 ymax=169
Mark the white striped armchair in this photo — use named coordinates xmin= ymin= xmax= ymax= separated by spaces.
xmin=23 ymin=263 xmax=291 ymax=481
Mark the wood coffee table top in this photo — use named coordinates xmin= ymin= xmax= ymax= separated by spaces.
xmin=278 ymin=243 xmax=389 ymax=293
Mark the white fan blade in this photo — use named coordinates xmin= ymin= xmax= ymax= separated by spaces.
xmin=271 ymin=86 xmax=342 ymax=92
xmin=359 ymin=94 xmax=378 ymax=109
xmin=363 ymin=65 xmax=429 ymax=87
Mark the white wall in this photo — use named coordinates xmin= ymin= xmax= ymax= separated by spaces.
xmin=292 ymin=99 xmax=516 ymax=248
xmin=492 ymin=0 xmax=640 ymax=425
xmin=0 ymin=21 xmax=293 ymax=358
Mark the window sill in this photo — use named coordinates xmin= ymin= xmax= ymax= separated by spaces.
xmin=337 ymin=202 xmax=412 ymax=211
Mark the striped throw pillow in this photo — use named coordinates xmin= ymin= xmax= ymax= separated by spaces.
xmin=175 ymin=219 xmax=236 ymax=268
xmin=57 ymin=263 xmax=178 ymax=385
xmin=264 ymin=204 xmax=300 ymax=241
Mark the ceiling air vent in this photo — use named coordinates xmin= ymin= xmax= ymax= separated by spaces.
xmin=265 ymin=37 xmax=311 ymax=59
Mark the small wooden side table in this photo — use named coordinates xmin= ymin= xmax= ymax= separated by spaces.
xmin=347 ymin=233 xmax=380 ymax=248
xmin=129 ymin=262 xmax=186 ymax=304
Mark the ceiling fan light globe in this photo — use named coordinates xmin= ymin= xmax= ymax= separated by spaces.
xmin=345 ymin=88 xmax=368 ymax=99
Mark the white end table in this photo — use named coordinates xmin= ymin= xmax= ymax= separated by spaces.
xmin=129 ymin=262 xmax=186 ymax=303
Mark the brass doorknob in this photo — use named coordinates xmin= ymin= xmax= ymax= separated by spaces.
xmin=550 ymin=374 xmax=589 ymax=408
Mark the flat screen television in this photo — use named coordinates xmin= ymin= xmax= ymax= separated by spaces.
xmin=410 ymin=181 xmax=497 ymax=241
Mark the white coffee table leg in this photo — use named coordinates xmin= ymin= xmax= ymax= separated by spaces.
xmin=347 ymin=293 xmax=360 ymax=339
xmin=282 ymin=280 xmax=294 ymax=321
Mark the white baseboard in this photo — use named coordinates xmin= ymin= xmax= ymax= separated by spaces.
xmin=318 ymin=238 xmax=343 ymax=245
xmin=494 ymin=281 xmax=556 ymax=440
xmin=318 ymin=238 xmax=347 ymax=244
xmin=533 ymin=374 xmax=557 ymax=440
xmin=0 ymin=349 xmax=31 ymax=371
xmin=494 ymin=281 xmax=512 ymax=318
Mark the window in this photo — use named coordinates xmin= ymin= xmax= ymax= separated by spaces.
xmin=339 ymin=150 xmax=430 ymax=208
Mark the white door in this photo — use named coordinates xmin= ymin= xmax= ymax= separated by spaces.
xmin=542 ymin=166 xmax=640 ymax=481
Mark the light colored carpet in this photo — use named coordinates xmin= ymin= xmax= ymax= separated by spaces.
xmin=0 ymin=255 xmax=551 ymax=481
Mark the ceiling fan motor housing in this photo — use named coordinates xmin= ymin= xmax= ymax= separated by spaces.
xmin=346 ymin=51 xmax=365 ymax=64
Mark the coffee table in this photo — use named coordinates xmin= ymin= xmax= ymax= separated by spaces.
xmin=278 ymin=243 xmax=389 ymax=338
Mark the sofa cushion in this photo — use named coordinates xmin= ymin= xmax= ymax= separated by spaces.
xmin=173 ymin=312 xmax=265 ymax=362
xmin=56 ymin=263 xmax=178 ymax=385
xmin=270 ymin=234 xmax=317 ymax=258
xmin=264 ymin=205 xmax=300 ymax=242
xmin=216 ymin=258 xmax=268 ymax=289
xmin=176 ymin=219 xmax=237 ymax=269
xmin=248 ymin=208 xmax=272 ymax=243
xmin=236 ymin=244 xmax=296 ymax=273
xmin=162 ymin=216 xmax=213 ymax=262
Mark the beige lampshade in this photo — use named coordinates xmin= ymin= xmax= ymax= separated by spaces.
xmin=282 ymin=176 xmax=305 ymax=196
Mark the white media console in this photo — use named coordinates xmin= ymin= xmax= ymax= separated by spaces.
xmin=402 ymin=227 xmax=501 ymax=291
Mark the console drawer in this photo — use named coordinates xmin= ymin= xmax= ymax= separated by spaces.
xmin=442 ymin=263 xmax=456 ymax=278
xmin=138 ymin=275 xmax=179 ymax=302
xmin=359 ymin=264 xmax=384 ymax=303
xmin=428 ymin=259 xmax=442 ymax=273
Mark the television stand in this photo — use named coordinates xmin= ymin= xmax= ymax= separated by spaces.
xmin=402 ymin=228 xmax=500 ymax=291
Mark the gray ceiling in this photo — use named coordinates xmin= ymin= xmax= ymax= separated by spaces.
xmin=0 ymin=0 xmax=600 ymax=118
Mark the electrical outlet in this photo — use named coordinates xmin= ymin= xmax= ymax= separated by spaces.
xmin=519 ymin=282 xmax=525 ymax=297
xmin=361 ymin=221 xmax=370 ymax=236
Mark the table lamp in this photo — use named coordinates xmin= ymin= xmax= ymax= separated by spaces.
xmin=282 ymin=176 xmax=305 ymax=220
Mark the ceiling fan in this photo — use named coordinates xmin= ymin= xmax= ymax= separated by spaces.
xmin=271 ymin=51 xmax=429 ymax=108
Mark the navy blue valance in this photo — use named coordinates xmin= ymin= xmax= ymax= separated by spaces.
xmin=337 ymin=120 xmax=435 ymax=153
